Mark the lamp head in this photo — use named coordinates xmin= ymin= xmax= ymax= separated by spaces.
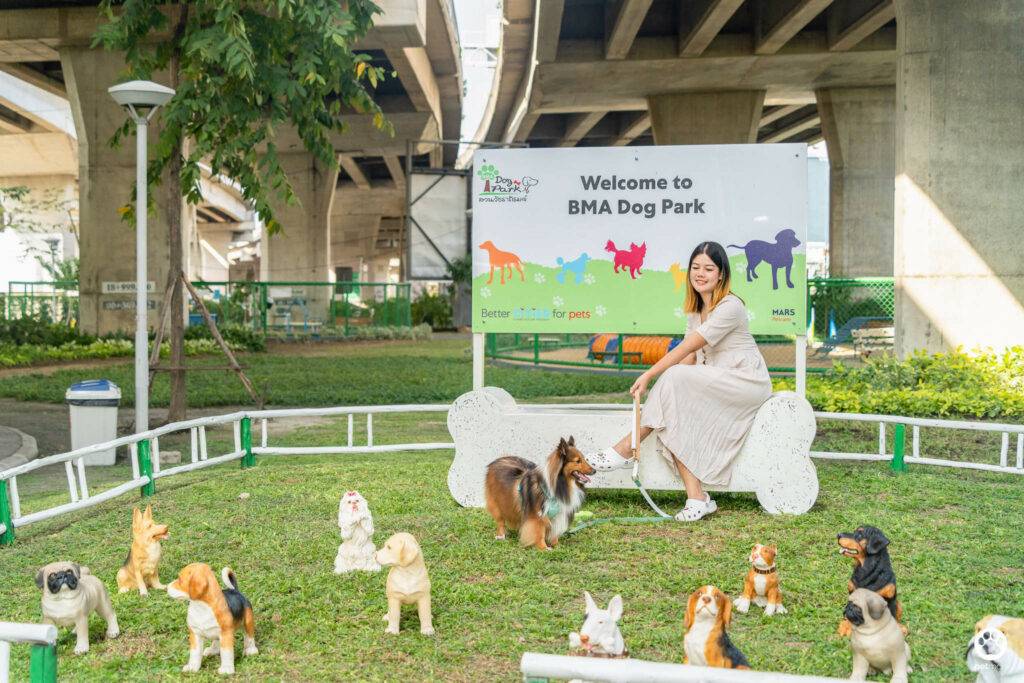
xmin=108 ymin=80 xmax=175 ymax=115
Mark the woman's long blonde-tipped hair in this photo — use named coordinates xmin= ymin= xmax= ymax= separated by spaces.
xmin=683 ymin=242 xmax=734 ymax=315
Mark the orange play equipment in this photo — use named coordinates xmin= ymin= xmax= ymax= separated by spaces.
xmin=589 ymin=334 xmax=682 ymax=365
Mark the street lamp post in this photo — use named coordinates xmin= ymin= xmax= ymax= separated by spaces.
xmin=108 ymin=80 xmax=175 ymax=433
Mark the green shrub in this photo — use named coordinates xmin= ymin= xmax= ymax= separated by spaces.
xmin=0 ymin=338 xmax=251 ymax=368
xmin=184 ymin=323 xmax=266 ymax=352
xmin=775 ymin=346 xmax=1024 ymax=419
xmin=411 ymin=292 xmax=452 ymax=329
xmin=0 ymin=318 xmax=88 ymax=346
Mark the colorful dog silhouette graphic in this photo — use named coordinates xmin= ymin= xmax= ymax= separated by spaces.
xmin=728 ymin=229 xmax=802 ymax=290
xmin=605 ymin=240 xmax=646 ymax=279
xmin=478 ymin=240 xmax=525 ymax=285
xmin=669 ymin=262 xmax=686 ymax=291
xmin=556 ymin=253 xmax=590 ymax=284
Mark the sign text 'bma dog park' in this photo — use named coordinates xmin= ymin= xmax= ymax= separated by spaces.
xmin=471 ymin=145 xmax=808 ymax=335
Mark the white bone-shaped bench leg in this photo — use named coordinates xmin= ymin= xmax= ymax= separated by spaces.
xmin=447 ymin=388 xmax=818 ymax=515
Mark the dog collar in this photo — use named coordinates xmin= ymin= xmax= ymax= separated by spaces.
xmin=754 ymin=565 xmax=777 ymax=575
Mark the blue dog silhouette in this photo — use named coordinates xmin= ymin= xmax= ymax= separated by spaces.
xmin=556 ymin=253 xmax=590 ymax=284
xmin=728 ymin=229 xmax=801 ymax=290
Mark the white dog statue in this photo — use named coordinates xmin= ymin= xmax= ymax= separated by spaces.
xmin=569 ymin=592 xmax=626 ymax=658
xmin=333 ymin=490 xmax=380 ymax=573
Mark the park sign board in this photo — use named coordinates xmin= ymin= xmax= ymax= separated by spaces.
xmin=471 ymin=144 xmax=808 ymax=335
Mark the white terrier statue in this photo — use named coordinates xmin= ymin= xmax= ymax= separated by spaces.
xmin=333 ymin=490 xmax=380 ymax=573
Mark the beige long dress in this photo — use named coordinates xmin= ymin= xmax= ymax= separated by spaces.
xmin=640 ymin=293 xmax=773 ymax=486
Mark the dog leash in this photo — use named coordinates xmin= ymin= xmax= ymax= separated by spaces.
xmin=567 ymin=396 xmax=672 ymax=535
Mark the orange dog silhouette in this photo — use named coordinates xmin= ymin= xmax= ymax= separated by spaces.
xmin=479 ymin=240 xmax=525 ymax=285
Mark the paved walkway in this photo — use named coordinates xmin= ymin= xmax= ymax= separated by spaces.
xmin=0 ymin=423 xmax=38 ymax=471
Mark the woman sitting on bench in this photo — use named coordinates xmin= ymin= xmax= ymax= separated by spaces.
xmin=586 ymin=241 xmax=772 ymax=522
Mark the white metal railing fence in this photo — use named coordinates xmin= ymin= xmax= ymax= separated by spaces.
xmin=0 ymin=622 xmax=58 ymax=683
xmin=519 ymin=652 xmax=847 ymax=682
xmin=1 ymin=402 xmax=1022 ymax=547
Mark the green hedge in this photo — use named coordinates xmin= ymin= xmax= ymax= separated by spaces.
xmin=776 ymin=346 xmax=1024 ymax=420
xmin=0 ymin=338 xmax=251 ymax=368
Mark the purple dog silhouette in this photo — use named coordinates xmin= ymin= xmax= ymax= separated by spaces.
xmin=728 ymin=229 xmax=801 ymax=290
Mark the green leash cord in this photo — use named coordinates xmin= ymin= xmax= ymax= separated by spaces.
xmin=567 ymin=397 xmax=673 ymax=535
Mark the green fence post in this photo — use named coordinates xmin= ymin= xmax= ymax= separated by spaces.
xmin=533 ymin=333 xmax=540 ymax=365
xmin=891 ymin=424 xmax=907 ymax=473
xmin=617 ymin=333 xmax=625 ymax=371
xmin=0 ymin=478 xmax=15 ymax=546
xmin=138 ymin=440 xmax=155 ymax=497
xmin=240 ymin=417 xmax=255 ymax=468
xmin=29 ymin=643 xmax=57 ymax=683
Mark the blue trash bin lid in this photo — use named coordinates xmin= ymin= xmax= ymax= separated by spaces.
xmin=65 ymin=379 xmax=121 ymax=405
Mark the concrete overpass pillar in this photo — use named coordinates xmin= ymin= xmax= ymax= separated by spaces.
xmin=261 ymin=152 xmax=338 ymax=320
xmin=894 ymin=0 xmax=1024 ymax=355
xmin=815 ymin=86 xmax=895 ymax=277
xmin=646 ymin=91 xmax=765 ymax=144
xmin=61 ymin=47 xmax=188 ymax=335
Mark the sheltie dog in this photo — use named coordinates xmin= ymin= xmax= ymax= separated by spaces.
xmin=483 ymin=436 xmax=595 ymax=550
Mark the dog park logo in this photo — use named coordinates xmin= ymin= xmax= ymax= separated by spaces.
xmin=477 ymin=164 xmax=539 ymax=203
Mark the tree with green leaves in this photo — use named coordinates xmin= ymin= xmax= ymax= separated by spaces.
xmin=477 ymin=164 xmax=498 ymax=193
xmin=92 ymin=0 xmax=393 ymax=421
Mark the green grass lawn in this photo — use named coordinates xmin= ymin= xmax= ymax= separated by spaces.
xmin=0 ymin=339 xmax=635 ymax=407
xmin=1 ymin=412 xmax=1021 ymax=681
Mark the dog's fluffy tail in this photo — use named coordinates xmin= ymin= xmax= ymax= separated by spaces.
xmin=604 ymin=240 xmax=617 ymax=253
xmin=221 ymin=567 xmax=238 ymax=590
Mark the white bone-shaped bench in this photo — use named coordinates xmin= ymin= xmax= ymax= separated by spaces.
xmin=447 ymin=388 xmax=819 ymax=515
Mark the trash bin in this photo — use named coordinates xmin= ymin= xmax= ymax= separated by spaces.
xmin=65 ymin=379 xmax=121 ymax=466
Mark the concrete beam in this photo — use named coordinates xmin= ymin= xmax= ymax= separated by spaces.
xmin=0 ymin=63 xmax=65 ymax=97
xmin=0 ymin=112 xmax=33 ymax=134
xmin=559 ymin=112 xmax=605 ymax=147
xmin=605 ymin=0 xmax=654 ymax=60
xmin=383 ymin=155 xmax=405 ymax=188
xmin=0 ymin=90 xmax=62 ymax=133
xmin=384 ymin=46 xmax=441 ymax=129
xmin=270 ymin=112 xmax=437 ymax=156
xmin=197 ymin=221 xmax=245 ymax=233
xmin=611 ymin=112 xmax=651 ymax=146
xmin=501 ymin=0 xmax=562 ymax=143
xmin=679 ymin=0 xmax=745 ymax=57
xmin=0 ymin=132 xmax=76 ymax=176
xmin=756 ymin=0 xmax=835 ymax=55
xmin=829 ymin=1 xmax=895 ymax=52
xmin=536 ymin=0 xmax=566 ymax=63
xmin=199 ymin=176 xmax=249 ymax=222
xmin=761 ymin=114 xmax=820 ymax=143
xmin=0 ymin=2 xmax=425 ymax=59
xmin=535 ymin=32 xmax=895 ymax=113
xmin=332 ymin=186 xmax=405 ymax=217
xmin=357 ymin=0 xmax=425 ymax=49
xmin=338 ymin=155 xmax=371 ymax=190
xmin=759 ymin=104 xmax=803 ymax=127
xmin=648 ymin=90 xmax=764 ymax=144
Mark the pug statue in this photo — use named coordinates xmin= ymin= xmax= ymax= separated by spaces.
xmin=846 ymin=588 xmax=911 ymax=683
xmin=37 ymin=562 xmax=120 ymax=654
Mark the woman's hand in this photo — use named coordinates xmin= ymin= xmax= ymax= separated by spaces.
xmin=629 ymin=373 xmax=650 ymax=401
